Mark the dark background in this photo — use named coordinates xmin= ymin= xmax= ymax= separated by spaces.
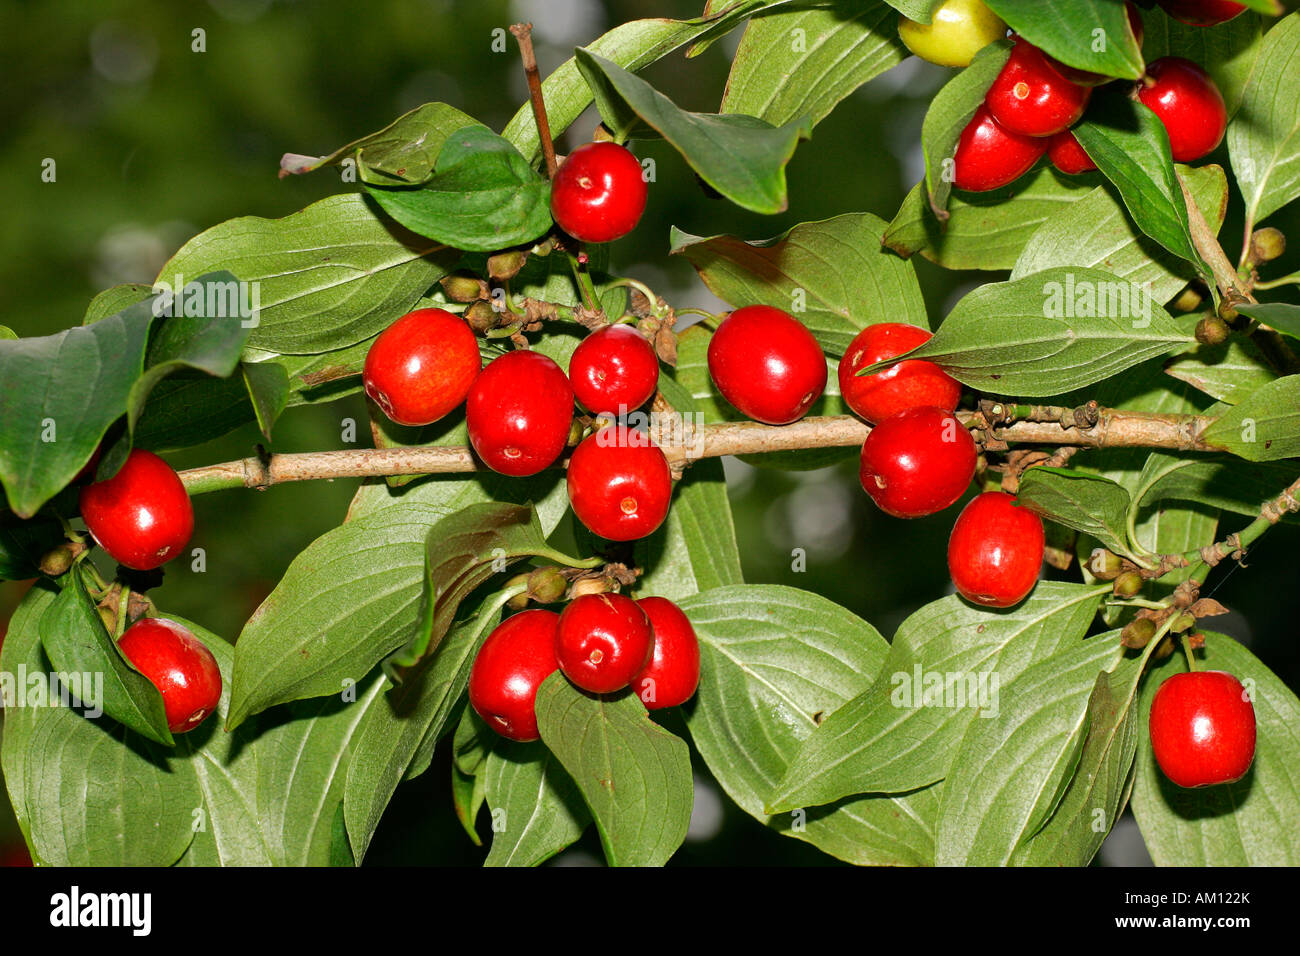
xmin=1 ymin=0 xmax=1297 ymax=866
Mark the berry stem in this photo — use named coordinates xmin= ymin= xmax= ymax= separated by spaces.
xmin=509 ymin=23 xmax=558 ymax=180
xmin=568 ymin=251 xmax=604 ymax=317
xmin=1252 ymin=271 xmax=1300 ymax=291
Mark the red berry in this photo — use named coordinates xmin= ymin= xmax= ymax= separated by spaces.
xmin=947 ymin=491 xmax=1044 ymax=607
xmin=985 ymin=38 xmax=1092 ymax=138
xmin=117 ymin=618 xmax=221 ymax=734
xmin=79 ymin=449 xmax=194 ymax=571
xmin=363 ymin=307 xmax=481 ymax=427
xmin=1156 ymin=0 xmax=1246 ymax=27
xmin=630 ymin=596 xmax=700 ymax=710
xmin=569 ymin=324 xmax=659 ymax=415
xmin=707 ymin=305 xmax=827 ymax=425
xmin=556 ymin=593 xmax=654 ymax=695
xmin=953 ymin=105 xmax=1048 ymax=192
xmin=466 ymin=350 xmax=574 ymax=476
xmin=1137 ymin=57 xmax=1227 ymax=163
xmin=838 ymin=323 xmax=961 ymax=425
xmin=859 ymin=407 xmax=976 ymax=518
xmin=1149 ymin=670 xmax=1256 ymax=788
xmin=1046 ymin=129 xmax=1097 ymax=175
xmin=468 ymin=609 xmax=560 ymax=742
xmin=550 ymin=142 xmax=648 ymax=244
xmin=567 ymin=427 xmax=672 ymax=542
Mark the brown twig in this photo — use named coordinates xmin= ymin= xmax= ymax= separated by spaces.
xmin=510 ymin=23 xmax=558 ymax=179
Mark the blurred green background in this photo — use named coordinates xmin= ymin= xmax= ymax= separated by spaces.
xmin=1 ymin=0 xmax=1297 ymax=866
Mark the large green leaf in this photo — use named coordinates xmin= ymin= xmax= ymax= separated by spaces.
xmin=534 ymin=675 xmax=693 ymax=867
xmin=1163 ymin=335 xmax=1277 ymax=405
xmin=923 ymin=41 xmax=1012 ymax=214
xmin=159 ymin=193 xmax=457 ymax=354
xmin=1016 ymin=468 xmax=1133 ymax=556
xmin=720 ymin=0 xmax=906 ymax=128
xmin=575 ymin=50 xmax=810 ymax=215
xmin=482 ymin=740 xmax=591 ymax=868
xmin=364 ymin=127 xmax=552 ymax=253
xmin=1131 ymin=452 xmax=1300 ymax=524
xmin=1229 ymin=11 xmax=1300 ymax=227
xmin=1131 ymin=632 xmax=1300 ymax=866
xmin=679 ymin=585 xmax=939 ymax=866
xmin=1237 ymin=302 xmax=1300 ymax=342
xmin=670 ymin=213 xmax=928 ymax=356
xmin=983 ymin=0 xmax=1143 ymax=79
xmin=768 ymin=583 xmax=1106 ymax=810
xmin=1201 ymin=374 xmax=1300 ymax=461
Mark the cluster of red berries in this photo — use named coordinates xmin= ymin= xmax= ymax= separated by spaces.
xmin=468 ymin=593 xmax=700 ymax=742
xmin=953 ymin=1 xmax=1230 ymax=192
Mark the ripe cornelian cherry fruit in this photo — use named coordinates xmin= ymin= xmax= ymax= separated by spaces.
xmin=630 ymin=596 xmax=700 ymax=710
xmin=550 ymin=141 xmax=648 ymax=244
xmin=117 ymin=618 xmax=221 ymax=734
xmin=363 ymin=307 xmax=482 ymax=427
xmin=468 ymin=609 xmax=561 ymax=742
xmin=556 ymin=593 xmax=654 ymax=694
xmin=1156 ymin=0 xmax=1245 ymax=27
xmin=985 ymin=38 xmax=1092 ymax=138
xmin=1047 ymin=129 xmax=1097 ymax=175
xmin=567 ymin=427 xmax=672 ymax=542
xmin=953 ymin=105 xmax=1048 ymax=192
xmin=859 ymin=407 xmax=976 ymax=518
xmin=79 ymin=449 xmax=194 ymax=571
xmin=707 ymin=305 xmax=827 ymax=425
xmin=569 ymin=323 xmax=660 ymax=415
xmin=1149 ymin=670 xmax=1256 ymax=788
xmin=466 ymin=350 xmax=574 ymax=476
xmin=1137 ymin=57 xmax=1227 ymax=163
xmin=947 ymin=491 xmax=1044 ymax=607
xmin=838 ymin=323 xmax=962 ymax=425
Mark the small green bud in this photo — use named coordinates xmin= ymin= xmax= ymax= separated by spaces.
xmin=1112 ymin=571 xmax=1144 ymax=599
xmin=1251 ymin=227 xmax=1285 ymax=264
xmin=504 ymin=572 xmax=532 ymax=611
xmin=440 ymin=273 xmax=487 ymax=303
xmin=1170 ymin=611 xmax=1196 ymax=633
xmin=1171 ymin=287 xmax=1203 ymax=313
xmin=38 ymin=542 xmax=82 ymax=577
xmin=487 ymin=250 xmax=528 ymax=282
xmin=1151 ymin=634 xmax=1177 ymax=661
xmin=1195 ymin=315 xmax=1230 ymax=346
xmin=464 ymin=300 xmax=498 ymax=334
xmin=526 ymin=567 xmax=567 ymax=605
xmin=1120 ymin=617 xmax=1157 ymax=649
xmin=1087 ymin=548 xmax=1123 ymax=581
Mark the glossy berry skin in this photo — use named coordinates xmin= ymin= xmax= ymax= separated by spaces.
xmin=468 ymin=609 xmax=560 ymax=742
xmin=947 ymin=492 xmax=1044 ymax=607
xmin=898 ymin=0 xmax=1007 ymax=69
xmin=707 ymin=305 xmax=827 ymax=425
xmin=838 ymin=323 xmax=961 ymax=425
xmin=79 ymin=449 xmax=194 ymax=571
xmin=986 ymin=38 xmax=1092 ymax=138
xmin=1137 ymin=57 xmax=1227 ymax=163
xmin=953 ymin=105 xmax=1049 ymax=192
xmin=630 ymin=597 xmax=700 ymax=710
xmin=466 ymin=350 xmax=574 ymax=476
xmin=550 ymin=142 xmax=648 ymax=244
xmin=556 ymin=593 xmax=653 ymax=695
xmin=1149 ymin=671 xmax=1256 ymax=788
xmin=363 ymin=308 xmax=482 ymax=427
xmin=569 ymin=324 xmax=660 ymax=414
xmin=567 ymin=427 xmax=672 ymax=541
xmin=859 ymin=407 xmax=977 ymax=518
xmin=117 ymin=618 xmax=221 ymax=734
xmin=1156 ymin=0 xmax=1245 ymax=27
xmin=1047 ymin=129 xmax=1097 ymax=175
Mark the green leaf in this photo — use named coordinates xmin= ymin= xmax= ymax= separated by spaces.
xmin=936 ymin=632 xmax=1124 ymax=866
xmin=720 ymin=0 xmax=906 ymax=128
xmin=868 ymin=266 xmax=1191 ymax=395
xmin=1229 ymin=11 xmax=1300 ymax=227
xmin=0 ymin=513 xmax=64 ymax=582
xmin=1131 ymin=452 xmax=1300 ymax=524
xmin=1163 ymin=335 xmax=1277 ymax=404
xmin=1012 ymin=164 xmax=1229 ymax=305
xmin=1016 ymin=468 xmax=1133 ymax=556
xmin=38 ymin=569 xmax=174 ymax=745
xmin=1201 ymin=374 xmax=1300 ymax=460
xmin=670 ymin=213 xmax=928 ymax=356
xmin=1237 ymin=302 xmax=1300 ymax=342
xmin=923 ymin=40 xmax=1012 ymax=214
xmin=159 ymin=193 xmax=457 ymax=354
xmin=241 ymin=362 xmax=290 ymax=442
xmin=1011 ymin=653 xmax=1144 ymax=865
xmin=83 ymin=284 xmax=154 ymax=324
xmin=0 ymin=296 xmax=153 ymax=517
xmin=451 ymin=765 xmax=485 ymax=847
xmin=1131 ymin=632 xmax=1300 ymax=866
xmin=0 ymin=326 xmax=16 ymax=340
xmin=983 ymin=0 xmax=1143 ymax=79
xmin=279 ymin=102 xmax=482 ymax=183
xmin=535 ymin=675 xmax=693 ymax=867
xmin=131 ymin=374 xmax=256 ymax=452
xmin=1143 ymin=7 xmax=1262 ymax=118
xmin=884 ymin=167 xmax=1097 ymax=270
xmin=1072 ymin=91 xmax=1207 ymax=277
xmin=364 ymin=127 xmax=552 ymax=253
xmin=768 ymin=582 xmax=1106 ymax=810
xmin=482 ymin=740 xmax=591 ymax=867
xmin=679 ymin=584 xmax=939 ymax=866
xmin=575 ymin=49 xmax=810 ymax=215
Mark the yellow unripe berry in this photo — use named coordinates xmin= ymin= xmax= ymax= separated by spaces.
xmin=898 ymin=0 xmax=1007 ymax=69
